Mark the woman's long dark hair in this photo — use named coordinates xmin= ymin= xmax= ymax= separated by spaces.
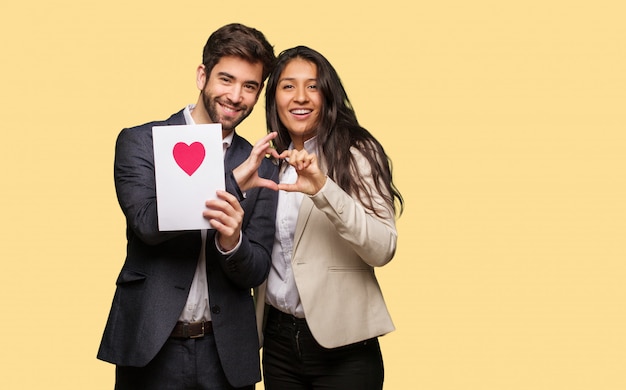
xmin=266 ymin=46 xmax=404 ymax=217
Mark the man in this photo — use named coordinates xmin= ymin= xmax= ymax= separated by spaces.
xmin=97 ymin=23 xmax=278 ymax=389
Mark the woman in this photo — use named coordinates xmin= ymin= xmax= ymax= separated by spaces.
xmin=251 ymin=46 xmax=403 ymax=389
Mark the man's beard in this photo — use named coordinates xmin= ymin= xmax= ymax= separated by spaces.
xmin=202 ymin=89 xmax=253 ymax=132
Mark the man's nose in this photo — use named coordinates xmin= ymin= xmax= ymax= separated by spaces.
xmin=227 ymin=85 xmax=244 ymax=103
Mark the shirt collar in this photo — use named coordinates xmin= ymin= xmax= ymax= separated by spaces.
xmin=289 ymin=136 xmax=318 ymax=154
xmin=184 ymin=104 xmax=234 ymax=150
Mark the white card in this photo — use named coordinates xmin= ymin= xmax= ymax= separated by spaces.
xmin=152 ymin=124 xmax=225 ymax=231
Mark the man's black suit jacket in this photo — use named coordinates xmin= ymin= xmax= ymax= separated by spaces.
xmin=97 ymin=110 xmax=278 ymax=387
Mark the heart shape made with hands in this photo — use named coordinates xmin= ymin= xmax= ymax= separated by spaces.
xmin=173 ymin=142 xmax=205 ymax=176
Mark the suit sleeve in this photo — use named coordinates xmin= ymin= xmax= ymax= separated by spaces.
xmin=114 ymin=127 xmax=188 ymax=245
xmin=309 ymin=149 xmax=397 ymax=267
xmin=208 ymin=159 xmax=278 ymax=288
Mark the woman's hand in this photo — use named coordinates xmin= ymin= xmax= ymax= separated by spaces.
xmin=278 ymin=149 xmax=327 ymax=195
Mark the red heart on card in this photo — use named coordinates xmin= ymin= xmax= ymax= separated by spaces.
xmin=173 ymin=142 xmax=205 ymax=176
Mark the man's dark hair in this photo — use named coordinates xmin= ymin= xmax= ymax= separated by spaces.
xmin=202 ymin=23 xmax=276 ymax=82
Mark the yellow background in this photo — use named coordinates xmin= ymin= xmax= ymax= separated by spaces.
xmin=1 ymin=1 xmax=625 ymax=389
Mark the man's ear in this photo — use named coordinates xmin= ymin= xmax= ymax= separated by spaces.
xmin=196 ymin=64 xmax=207 ymax=90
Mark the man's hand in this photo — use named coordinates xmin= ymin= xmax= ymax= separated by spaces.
xmin=203 ymin=190 xmax=244 ymax=251
xmin=233 ymin=132 xmax=280 ymax=192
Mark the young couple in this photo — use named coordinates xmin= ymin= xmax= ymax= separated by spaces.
xmin=98 ymin=23 xmax=404 ymax=390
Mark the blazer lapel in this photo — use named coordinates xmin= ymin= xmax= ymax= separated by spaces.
xmin=292 ymin=158 xmax=328 ymax=259
xmin=292 ymin=196 xmax=314 ymax=258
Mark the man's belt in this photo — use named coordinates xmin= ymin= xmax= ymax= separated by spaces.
xmin=170 ymin=321 xmax=213 ymax=338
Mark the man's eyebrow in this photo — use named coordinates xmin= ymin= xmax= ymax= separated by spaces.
xmin=217 ymin=71 xmax=260 ymax=87
xmin=217 ymin=71 xmax=234 ymax=79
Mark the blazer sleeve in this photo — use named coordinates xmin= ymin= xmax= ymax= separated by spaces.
xmin=207 ymin=158 xmax=278 ymax=288
xmin=308 ymin=148 xmax=397 ymax=267
xmin=114 ymin=126 xmax=188 ymax=245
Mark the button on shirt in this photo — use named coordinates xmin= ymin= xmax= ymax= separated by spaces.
xmin=265 ymin=137 xmax=320 ymax=318
xmin=178 ymin=104 xmax=238 ymax=322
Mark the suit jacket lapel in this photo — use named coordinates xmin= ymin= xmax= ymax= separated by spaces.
xmin=224 ymin=133 xmax=246 ymax=170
